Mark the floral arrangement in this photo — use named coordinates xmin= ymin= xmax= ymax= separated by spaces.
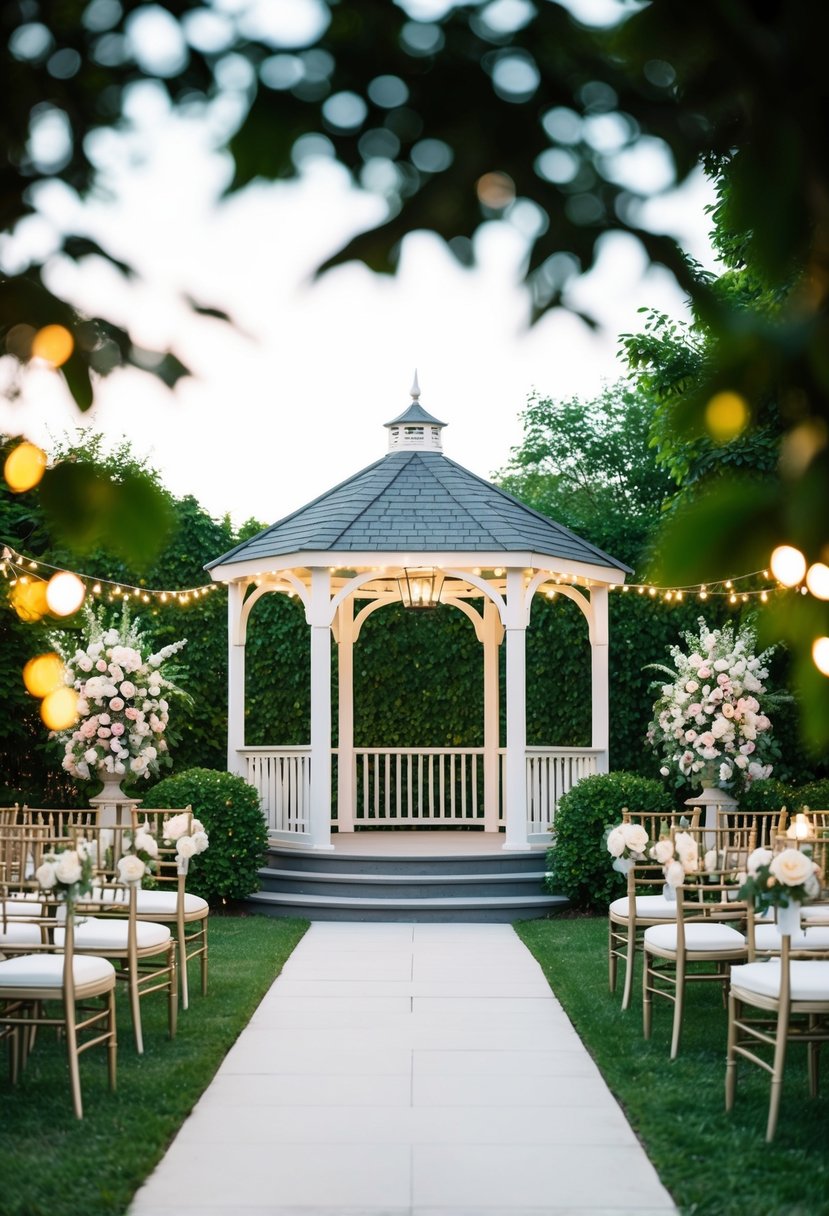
xmin=646 ymin=616 xmax=785 ymax=789
xmin=35 ymin=841 xmax=94 ymax=906
xmin=130 ymin=813 xmax=209 ymax=875
xmin=605 ymin=822 xmax=650 ymax=873
xmin=651 ymin=830 xmax=701 ymax=890
xmin=738 ymin=846 xmax=822 ymax=913
xmin=52 ymin=604 xmax=189 ymax=784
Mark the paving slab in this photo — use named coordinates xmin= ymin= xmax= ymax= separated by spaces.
xmin=129 ymin=922 xmax=677 ymax=1216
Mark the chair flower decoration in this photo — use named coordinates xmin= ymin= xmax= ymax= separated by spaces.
xmin=646 ymin=616 xmax=787 ymax=789
xmin=51 ymin=603 xmax=190 ymax=784
xmin=34 ymin=840 xmax=95 ymax=907
xmin=605 ymin=822 xmax=650 ymax=873
xmin=738 ymin=846 xmax=822 ymax=914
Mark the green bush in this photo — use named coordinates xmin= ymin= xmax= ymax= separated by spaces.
xmin=547 ymin=771 xmax=675 ymax=911
xmin=792 ymin=778 xmax=829 ymax=811
xmin=148 ymin=767 xmax=268 ymax=905
xmin=738 ymin=778 xmax=795 ymax=812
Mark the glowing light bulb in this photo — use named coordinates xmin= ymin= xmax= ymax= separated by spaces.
xmin=45 ymin=571 xmax=86 ymax=616
xmin=23 ymin=653 xmax=66 ymax=698
xmin=4 ymin=442 xmax=47 ymax=493
xmin=31 ymin=324 xmax=74 ymax=367
xmin=805 ymin=562 xmax=829 ymax=600
xmin=40 ymin=686 xmax=79 ymax=730
xmin=813 ymin=636 xmax=829 ymax=676
xmin=770 ymin=545 xmax=807 ymax=587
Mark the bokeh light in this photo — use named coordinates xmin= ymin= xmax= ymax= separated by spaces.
xmin=4 ymin=441 xmax=47 ymax=493
xmin=45 ymin=570 xmax=86 ymax=616
xmin=812 ymin=636 xmax=829 ymax=677
xmin=10 ymin=579 xmax=50 ymax=621
xmin=704 ymin=391 xmax=749 ymax=442
xmin=31 ymin=324 xmax=74 ymax=367
xmin=476 ymin=171 xmax=516 ymax=209
xmin=770 ymin=544 xmax=807 ymax=587
xmin=40 ymin=686 xmax=79 ymax=730
xmin=23 ymin=652 xmax=66 ymax=698
xmin=805 ymin=562 xmax=829 ymax=600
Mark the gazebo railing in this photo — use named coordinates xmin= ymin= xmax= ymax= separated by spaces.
xmin=353 ymin=747 xmax=486 ymax=826
xmin=239 ymin=745 xmax=600 ymax=838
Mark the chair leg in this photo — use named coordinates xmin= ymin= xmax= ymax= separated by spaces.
xmin=128 ymin=966 xmax=144 ymax=1055
xmin=670 ymin=958 xmax=685 ymax=1060
xmin=64 ymin=1002 xmax=83 ymax=1120
xmin=725 ymin=992 xmax=738 ymax=1112
xmin=642 ymin=948 xmax=652 ymax=1040
xmin=107 ymin=989 xmax=118 ymax=1093
xmin=179 ymin=928 xmax=189 ymax=1011
xmin=766 ymin=1008 xmax=789 ymax=1143
xmin=608 ymin=921 xmax=618 ymax=994
xmin=168 ymin=944 xmax=178 ymax=1040
xmin=621 ymin=922 xmax=636 ymax=1011
xmin=807 ymin=1018 xmax=821 ymax=1099
xmin=200 ymin=931 xmax=208 ymax=997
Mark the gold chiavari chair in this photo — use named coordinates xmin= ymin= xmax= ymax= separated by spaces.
xmin=643 ymin=825 xmax=754 ymax=1058
xmin=727 ymin=898 xmax=829 ymax=1141
xmin=54 ymin=824 xmax=178 ymax=1054
xmin=129 ymin=808 xmax=209 ymax=1010
xmin=0 ymin=828 xmax=117 ymax=1119
xmin=718 ymin=806 xmax=788 ymax=849
xmin=608 ymin=808 xmax=701 ymax=1011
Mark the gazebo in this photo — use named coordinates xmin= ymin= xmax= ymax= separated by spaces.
xmin=207 ymin=379 xmax=630 ymax=854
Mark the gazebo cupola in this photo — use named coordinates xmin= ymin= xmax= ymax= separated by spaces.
xmin=385 ymin=372 xmax=445 ymax=452
xmin=207 ymin=377 xmax=631 ymax=854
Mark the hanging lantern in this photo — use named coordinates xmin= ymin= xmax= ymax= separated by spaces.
xmin=397 ymin=568 xmax=444 ymax=609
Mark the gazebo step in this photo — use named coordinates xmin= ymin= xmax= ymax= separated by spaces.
xmin=267 ymin=844 xmax=549 ymax=877
xmin=245 ymin=889 xmax=568 ymax=923
xmin=258 ymin=867 xmax=551 ymax=900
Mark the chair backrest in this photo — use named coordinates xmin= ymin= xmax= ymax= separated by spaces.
xmin=618 ymin=809 xmax=702 ymax=908
xmin=674 ymin=825 xmax=753 ymax=926
xmin=20 ymin=807 xmax=100 ymax=834
xmin=129 ymin=807 xmax=195 ymax=887
xmin=718 ymin=807 xmax=787 ymax=848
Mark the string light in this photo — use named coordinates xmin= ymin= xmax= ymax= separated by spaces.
xmin=0 ymin=543 xmax=221 ymax=609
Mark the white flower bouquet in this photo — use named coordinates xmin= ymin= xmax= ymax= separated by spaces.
xmin=738 ymin=846 xmax=822 ymax=913
xmin=35 ymin=840 xmax=94 ymax=906
xmin=52 ymin=604 xmax=190 ymax=785
xmin=605 ymin=822 xmax=650 ymax=874
xmin=646 ymin=616 xmax=786 ymax=789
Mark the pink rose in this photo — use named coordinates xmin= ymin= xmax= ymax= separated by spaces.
xmin=125 ymin=707 xmax=139 ymax=720
xmin=97 ymin=726 xmax=112 ymax=738
xmin=96 ymin=659 xmax=108 ymax=671
xmin=109 ymin=697 xmax=125 ymax=712
xmin=111 ymin=722 xmax=125 ymax=736
xmin=698 ymin=666 xmax=711 ymax=679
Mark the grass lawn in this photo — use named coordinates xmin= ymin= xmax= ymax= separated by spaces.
xmin=0 ymin=913 xmax=308 ymax=1216
xmin=517 ymin=916 xmax=829 ymax=1216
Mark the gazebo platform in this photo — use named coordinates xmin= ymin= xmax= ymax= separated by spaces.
xmin=247 ymin=830 xmax=567 ymax=923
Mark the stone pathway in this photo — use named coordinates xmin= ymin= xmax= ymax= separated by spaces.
xmin=129 ymin=922 xmax=677 ymax=1216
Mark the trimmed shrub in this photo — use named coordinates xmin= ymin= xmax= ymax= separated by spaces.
xmin=547 ymin=771 xmax=674 ymax=911
xmin=792 ymin=778 xmax=829 ymax=811
xmin=148 ymin=768 xmax=268 ymax=905
xmin=738 ymin=778 xmax=795 ymax=813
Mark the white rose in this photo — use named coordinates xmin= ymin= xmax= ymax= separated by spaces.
xmin=659 ymin=765 xmax=670 ymax=777
xmin=703 ymin=848 xmax=719 ymax=873
xmin=191 ymin=831 xmax=209 ymax=854
xmin=54 ymin=851 xmax=82 ymax=885
xmin=117 ymin=854 xmax=146 ymax=883
xmin=651 ymin=838 xmax=674 ymax=864
xmin=674 ymin=832 xmax=699 ymax=873
xmin=133 ymin=830 xmax=159 ymax=858
xmin=622 ymin=824 xmax=649 ymax=855
xmin=665 ymin=860 xmax=686 ymax=889
xmin=606 ymin=826 xmax=627 ymax=858
xmin=176 ymin=836 xmax=197 ymax=860
xmin=769 ymin=849 xmax=815 ymax=888
xmin=747 ymin=847 xmax=774 ymax=876
xmin=163 ymin=813 xmax=191 ymax=842
xmin=35 ymin=860 xmax=58 ymax=889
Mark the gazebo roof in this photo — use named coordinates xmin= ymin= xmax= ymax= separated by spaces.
xmin=207 ymin=443 xmax=631 ymax=579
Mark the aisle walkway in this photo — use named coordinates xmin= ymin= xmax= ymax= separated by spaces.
xmin=130 ymin=922 xmax=677 ymax=1216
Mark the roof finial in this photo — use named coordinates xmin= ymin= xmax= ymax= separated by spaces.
xmin=410 ymin=369 xmax=420 ymax=401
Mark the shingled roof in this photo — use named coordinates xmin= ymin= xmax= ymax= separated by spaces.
xmin=206 ymin=448 xmax=631 ymax=576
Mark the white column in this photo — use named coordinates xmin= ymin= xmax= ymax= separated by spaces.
xmin=308 ymin=568 xmax=334 ymax=849
xmin=503 ymin=570 xmax=530 ymax=851
xmin=590 ymin=585 xmax=610 ymax=774
xmin=336 ymin=595 xmax=355 ymax=832
xmin=482 ymin=598 xmax=503 ymax=833
xmin=227 ymin=581 xmax=246 ymax=778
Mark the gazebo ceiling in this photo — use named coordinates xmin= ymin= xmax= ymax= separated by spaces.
xmin=207 ymin=385 xmax=631 ymax=586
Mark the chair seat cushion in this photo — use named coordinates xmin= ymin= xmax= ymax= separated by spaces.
xmin=610 ymin=894 xmax=677 ymax=921
xmin=754 ymin=924 xmax=829 ymax=952
xmin=55 ymin=919 xmax=172 ymax=951
xmin=1 ymin=898 xmax=43 ymax=917
xmin=645 ymin=923 xmax=746 ymax=952
xmin=0 ymin=953 xmax=116 ymax=988
xmin=802 ymin=903 xmax=829 ymax=923
xmin=731 ymin=959 xmax=829 ymax=1002
xmin=0 ymin=921 xmax=42 ymax=946
xmin=134 ymin=890 xmax=208 ymax=917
